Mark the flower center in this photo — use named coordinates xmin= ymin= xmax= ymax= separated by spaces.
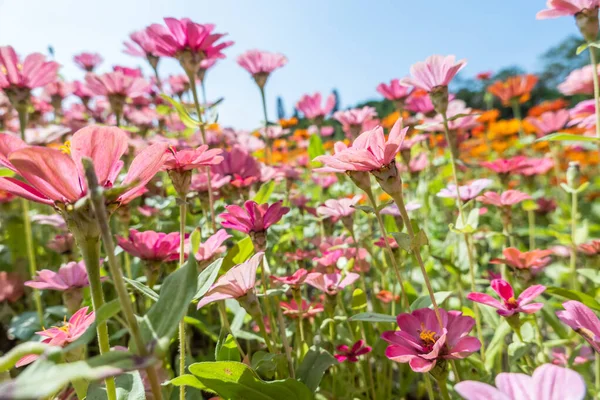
xmin=59 ymin=140 xmax=71 ymax=155
xmin=505 ymin=297 xmax=518 ymax=309
xmin=418 ymin=323 xmax=439 ymax=352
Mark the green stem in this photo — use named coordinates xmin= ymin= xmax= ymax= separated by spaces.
xmin=178 ymin=201 xmax=187 ymax=400
xmin=217 ymin=302 xmax=246 ymax=359
xmin=255 ymin=307 xmax=275 ymax=353
xmin=570 ymin=191 xmax=579 ymax=291
xmin=274 ymin=297 xmax=295 ymax=378
xmin=528 ymin=209 xmax=536 ymax=250
xmin=437 ymin=376 xmax=451 ymax=400
xmin=424 ymin=374 xmax=435 ymax=400
xmin=511 ymin=99 xmax=524 ymax=140
xmin=589 ymin=48 xmax=600 ymax=144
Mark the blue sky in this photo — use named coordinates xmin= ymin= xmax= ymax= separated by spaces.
xmin=0 ymin=0 xmax=580 ymax=129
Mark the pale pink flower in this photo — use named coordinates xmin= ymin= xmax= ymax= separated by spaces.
xmin=25 ymin=261 xmax=94 ymax=291
xmin=260 ymin=126 xmax=289 ymax=140
xmin=0 ymin=46 xmax=59 ymax=90
xmin=43 ymin=80 xmax=73 ymax=100
xmin=335 ymin=340 xmax=372 ymax=363
xmin=72 ymin=80 xmax=94 ymax=101
xmin=237 ymin=49 xmax=287 ymax=76
xmin=537 ymin=0 xmax=600 ymax=19
xmin=47 ymin=233 xmax=75 ymax=255
xmin=455 ymin=364 xmax=585 ymax=400
xmin=382 ymin=308 xmax=480 ymax=373
xmin=476 ymin=190 xmax=532 ymax=207
xmin=16 ymin=307 xmax=95 ymax=367
xmin=552 ymin=346 xmax=593 ymax=366
xmin=314 ymin=119 xmax=408 ymax=172
xmin=117 ymin=230 xmax=182 ymax=262
xmin=423 ymin=99 xmax=478 ymax=132
xmin=73 ymin=52 xmax=103 ymax=72
xmin=333 ymin=106 xmax=378 ymax=131
xmin=85 ymin=71 xmax=151 ymax=98
xmin=316 ymin=195 xmax=361 ymax=220
xmin=401 ymin=55 xmax=467 ymax=92
xmin=190 ymin=171 xmax=231 ymax=193
xmin=270 ymin=269 xmax=309 ymax=287
xmin=491 ymin=247 xmax=553 ymax=270
xmin=377 ymin=79 xmax=412 ymax=101
xmin=557 ymin=300 xmax=600 ymax=353
xmin=559 ymin=64 xmax=600 ymax=95
xmin=407 ymin=152 xmax=428 ymax=173
xmin=220 ymin=200 xmax=289 ymax=234
xmin=406 ymin=91 xmax=436 ymax=114
xmin=280 ymin=299 xmax=324 ymax=319
xmin=570 ymin=99 xmax=597 ymax=131
xmin=197 ymin=252 xmax=264 ymax=309
xmin=0 ymin=272 xmax=24 ymax=303
xmin=296 ymin=92 xmax=336 ymax=120
xmin=518 ymin=157 xmax=554 ymax=176
xmin=437 ymin=179 xmax=492 ymax=202
xmin=381 ymin=202 xmax=421 ymax=216
xmin=304 ymin=271 xmax=360 ymax=295
xmin=138 ymin=205 xmax=159 ymax=218
xmin=526 ymin=109 xmax=570 ymax=136
xmin=167 ymin=74 xmax=190 ymax=96
xmin=312 ymin=173 xmax=338 ymax=189
xmin=481 ymin=156 xmax=531 ymax=175
xmin=123 ymin=29 xmax=160 ymax=58
xmin=194 ymin=229 xmax=231 ymax=262
xmin=467 ymin=279 xmax=545 ymax=317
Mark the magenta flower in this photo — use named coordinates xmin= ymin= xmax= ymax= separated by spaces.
xmin=304 ymin=271 xmax=360 ymax=295
xmin=316 ymin=195 xmax=361 ymax=220
xmin=197 ymin=252 xmax=264 ymax=309
xmin=0 ymin=272 xmax=24 ymax=303
xmin=467 ymin=279 xmax=546 ymax=317
xmin=401 ymin=55 xmax=467 ymax=92
xmin=270 ymin=269 xmax=309 ymax=287
xmin=0 ymin=46 xmax=59 ymax=91
xmin=163 ymin=145 xmax=223 ymax=171
xmin=455 ymin=364 xmax=585 ymax=400
xmin=0 ymin=125 xmax=168 ymax=206
xmin=73 ymin=52 xmax=103 ymax=72
xmin=25 ymin=261 xmax=94 ymax=291
xmin=537 ymin=0 xmax=600 ymax=19
xmin=117 ymin=229 xmax=182 ymax=262
xmin=212 ymin=146 xmax=262 ymax=189
xmin=314 ymin=119 xmax=408 ymax=172
xmin=194 ymin=229 xmax=231 ymax=262
xmin=335 ymin=340 xmax=372 ymax=363
xmin=406 ymin=91 xmax=436 ymax=114
xmin=296 ymin=92 xmax=336 ymax=120
xmin=220 ymin=200 xmax=290 ymax=234
xmin=559 ymin=64 xmax=600 ymax=95
xmin=377 ymin=79 xmax=412 ymax=101
xmin=237 ymin=50 xmax=287 ymax=87
xmin=85 ymin=71 xmax=150 ymax=99
xmin=476 ymin=190 xmax=532 ymax=208
xmin=518 ymin=157 xmax=554 ymax=177
xmin=437 ymin=179 xmax=492 ymax=202
xmin=557 ymin=300 xmax=600 ymax=353
xmin=16 ymin=307 xmax=95 ymax=367
xmin=382 ymin=308 xmax=480 ymax=373
xmin=527 ymin=109 xmax=570 ymax=136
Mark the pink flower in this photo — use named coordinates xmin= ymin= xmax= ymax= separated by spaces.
xmin=455 ymin=364 xmax=586 ymax=400
xmin=312 ymin=173 xmax=338 ymax=189
xmin=0 ymin=272 xmax=24 ymax=303
xmin=570 ymin=99 xmax=597 ymax=130
xmin=237 ymin=49 xmax=287 ymax=77
xmin=212 ymin=146 xmax=262 ymax=189
xmin=85 ymin=71 xmax=150 ymax=98
xmin=467 ymin=279 xmax=545 ymax=317
xmin=406 ymin=91 xmax=436 ymax=114
xmin=316 ymin=195 xmax=361 ymax=220
xmin=304 ymin=271 xmax=360 ymax=295
xmin=423 ymin=99 xmax=479 ymax=132
xmin=437 ymin=179 xmax=492 ymax=202
xmin=163 ymin=145 xmax=223 ymax=171
xmin=579 ymin=239 xmax=600 ymax=255
xmin=382 ymin=308 xmax=480 ymax=373
xmin=537 ymin=0 xmax=600 ymax=19
xmin=333 ymin=106 xmax=378 ymax=130
xmin=374 ymin=236 xmax=399 ymax=249
xmin=335 ymin=340 xmax=372 ymax=363
xmin=0 ymin=46 xmax=59 ymax=90
xmin=377 ymin=79 xmax=412 ymax=101
xmin=314 ymin=119 xmax=408 ymax=172
xmin=73 ymin=52 xmax=103 ymax=72
xmin=117 ymin=229 xmax=182 ymax=262
xmin=123 ymin=29 xmax=160 ymax=59
xmin=73 ymin=80 xmax=94 ymax=100
xmin=407 ymin=152 xmax=428 ymax=173
xmin=271 ymin=269 xmax=309 ymax=287
xmin=527 ymin=109 xmax=570 ymax=136
xmin=197 ymin=252 xmax=264 ymax=309
xmin=16 ymin=307 xmax=95 ymax=367
xmin=220 ymin=200 xmax=289 ymax=234
xmin=138 ymin=205 xmax=159 ymax=218
xmin=552 ymin=346 xmax=593 ymax=366
xmin=195 ymin=229 xmax=231 ymax=262
xmin=518 ymin=157 xmax=554 ymax=176
xmin=296 ymin=92 xmax=336 ymax=120
xmin=559 ymin=64 xmax=600 ymax=95
xmin=313 ymin=250 xmax=343 ymax=271
xmin=260 ymin=126 xmax=289 ymax=140
xmin=280 ymin=299 xmax=324 ymax=319
xmin=476 ymin=190 xmax=532 ymax=207
xmin=491 ymin=247 xmax=553 ymax=270
xmin=25 ymin=261 xmax=94 ymax=291
xmin=557 ymin=300 xmax=600 ymax=353
xmin=43 ymin=80 xmax=73 ymax=100
xmin=47 ymin=233 xmax=75 ymax=254
xmin=381 ymin=202 xmax=422 ymax=216
xmin=167 ymin=74 xmax=190 ymax=96
xmin=480 ymin=156 xmax=531 ymax=175
xmin=401 ymin=55 xmax=467 ymax=92
xmin=0 ymin=125 xmax=168 ymax=206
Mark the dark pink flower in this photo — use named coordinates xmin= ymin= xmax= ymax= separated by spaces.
xmin=480 ymin=156 xmax=531 ymax=175
xmin=73 ymin=52 xmax=103 ymax=72
xmin=335 ymin=340 xmax=372 ymax=363
xmin=220 ymin=200 xmax=289 ymax=234
xmin=194 ymin=229 xmax=231 ymax=262
xmin=212 ymin=146 xmax=262 ymax=189
xmin=401 ymin=55 xmax=466 ymax=92
xmin=467 ymin=279 xmax=546 ymax=317
xmin=0 ymin=46 xmax=59 ymax=90
xmin=382 ymin=308 xmax=480 ymax=373
xmin=476 ymin=190 xmax=531 ymax=207
xmin=25 ymin=261 xmax=94 ymax=291
xmin=296 ymin=92 xmax=336 ymax=120
xmin=117 ymin=229 xmax=182 ymax=262
xmin=579 ymin=239 xmax=600 ymax=255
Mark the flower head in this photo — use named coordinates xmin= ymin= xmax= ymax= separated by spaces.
xmin=476 ymin=190 xmax=531 ymax=207
xmin=537 ymin=0 xmax=600 ymax=19
xmin=73 ymin=52 xmax=103 ymax=72
xmin=271 ymin=269 xmax=309 ymax=287
xmin=316 ymin=195 xmax=361 ymax=220
xmin=527 ymin=109 xmax=570 ymax=136
xmin=195 ymin=229 xmax=231 ymax=262
xmin=333 ymin=106 xmax=378 ymax=132
xmin=559 ymin=64 xmax=600 ymax=95
xmin=220 ymin=200 xmax=289 ymax=234
xmin=25 ymin=261 xmax=94 ymax=291
xmin=377 ymin=79 xmax=412 ymax=101
xmin=85 ymin=71 xmax=150 ymax=99
xmin=467 ymin=279 xmax=545 ymax=317
xmin=401 ymin=55 xmax=467 ymax=92
xmin=487 ymin=75 xmax=538 ymax=106
xmin=117 ymin=229 xmax=182 ymax=262
xmin=212 ymin=146 xmax=262 ymax=189
xmin=296 ymin=92 xmax=336 ymax=120
xmin=163 ymin=145 xmax=223 ymax=172
xmin=0 ymin=272 xmax=24 ymax=303
xmin=382 ymin=308 xmax=480 ymax=373
xmin=47 ymin=233 xmax=75 ymax=254
xmin=335 ymin=340 xmax=372 ymax=363
xmin=280 ymin=299 xmax=324 ymax=319
xmin=557 ymin=300 xmax=600 ymax=353
xmin=455 ymin=364 xmax=585 ymax=400
xmin=237 ymin=50 xmax=287 ymax=88
xmin=304 ymin=271 xmax=360 ymax=295
xmin=124 ymin=29 xmax=160 ymax=59
xmin=437 ymin=179 xmax=492 ymax=202
xmin=480 ymin=156 xmax=531 ymax=175
xmin=491 ymin=247 xmax=553 ymax=270
xmin=0 ymin=46 xmax=59 ymax=90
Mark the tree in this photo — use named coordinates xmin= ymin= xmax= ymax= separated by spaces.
xmin=276 ymin=96 xmax=286 ymax=120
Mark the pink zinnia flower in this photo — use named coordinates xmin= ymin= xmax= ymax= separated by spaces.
xmin=491 ymin=247 xmax=553 ymax=270
xmin=0 ymin=125 xmax=168 ymax=206
xmin=270 ymin=268 xmax=309 ymax=287
xmin=117 ymin=229 xmax=182 ymax=262
xmin=167 ymin=74 xmax=190 ymax=96
xmin=304 ymin=271 xmax=360 ymax=295
xmin=47 ymin=233 xmax=75 ymax=255
xmin=123 ymin=29 xmax=160 ymax=59
xmin=335 ymin=340 xmax=372 ymax=363
xmin=526 ymin=109 xmax=570 ymax=136
xmin=280 ymin=299 xmax=324 ymax=319
xmin=220 ymin=200 xmax=289 ymax=234
xmin=537 ymin=0 xmax=600 ymax=19
xmin=382 ymin=308 xmax=480 ymax=373
xmin=25 ymin=261 xmax=94 ymax=291
xmin=16 ymin=307 xmax=95 ymax=367
xmin=401 ymin=55 xmax=467 ymax=92
xmin=212 ymin=146 xmax=262 ymax=189
xmin=194 ymin=229 xmax=231 ymax=262
xmin=316 ymin=195 xmax=361 ymax=220
xmin=0 ymin=46 xmax=59 ymax=91
xmin=557 ymin=300 xmax=600 ymax=353
xmin=559 ymin=64 xmax=600 ymax=95
xmin=0 ymin=272 xmax=24 ymax=303
xmin=237 ymin=50 xmax=287 ymax=87
xmin=296 ymin=92 xmax=336 ymax=120
xmin=73 ymin=52 xmax=103 ymax=72
xmin=406 ymin=90 xmax=436 ymax=114
xmin=476 ymin=190 xmax=532 ymax=207
xmin=163 ymin=145 xmax=223 ymax=171
xmin=570 ymin=99 xmax=597 ymax=130
xmin=467 ymin=279 xmax=546 ymax=317
xmin=423 ymin=99 xmax=479 ymax=132
xmin=43 ymin=80 xmax=73 ymax=101
xmin=552 ymin=346 xmax=593 ymax=366
xmin=314 ymin=118 xmax=408 ymax=172
xmin=333 ymin=106 xmax=378 ymax=134
xmin=197 ymin=252 xmax=264 ymax=309
xmin=455 ymin=364 xmax=585 ymax=400
xmin=73 ymin=80 xmax=94 ymax=101
xmin=579 ymin=239 xmax=600 ymax=255
xmin=377 ymin=79 xmax=412 ymax=101
xmin=480 ymin=156 xmax=531 ymax=175
xmin=518 ymin=157 xmax=554 ymax=177
xmin=437 ymin=179 xmax=492 ymax=202
xmin=85 ymin=71 xmax=151 ymax=99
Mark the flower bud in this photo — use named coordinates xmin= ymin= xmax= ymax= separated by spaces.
xmin=566 ymin=161 xmax=581 ymax=189
xmin=168 ymin=169 xmax=193 ymax=199
xmin=346 ymin=171 xmax=372 ymax=194
xmin=250 ymin=231 xmax=267 ymax=252
xmin=576 ymin=8 xmax=599 ymax=42
xmin=429 ymin=85 xmax=449 ymax=115
xmin=371 ymin=160 xmax=403 ymax=198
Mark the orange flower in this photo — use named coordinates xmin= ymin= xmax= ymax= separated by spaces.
xmin=476 ymin=109 xmax=500 ymax=124
xmin=487 ymin=74 xmax=538 ymax=106
xmin=293 ymin=128 xmax=310 ymax=140
xmin=279 ymin=117 xmax=298 ymax=128
xmin=527 ymin=99 xmax=568 ymax=117
xmin=381 ymin=111 xmax=400 ymax=129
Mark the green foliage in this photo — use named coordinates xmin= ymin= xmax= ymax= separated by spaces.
xmin=296 ymin=346 xmax=337 ymax=392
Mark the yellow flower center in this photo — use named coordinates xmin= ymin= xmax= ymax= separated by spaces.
xmin=59 ymin=140 xmax=71 ymax=155
xmin=419 ymin=325 xmax=438 ymax=346
xmin=506 ymin=297 xmax=518 ymax=307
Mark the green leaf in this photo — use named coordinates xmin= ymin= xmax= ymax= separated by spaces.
xmin=351 ymin=289 xmax=367 ymax=311
xmin=217 ymin=335 xmax=241 ymax=362
xmin=576 ymin=42 xmax=590 ymax=55
xmin=187 ymin=361 xmax=313 ymax=400
xmin=308 ymin=134 xmax=325 ymax=165
xmin=86 ymin=371 xmax=145 ymax=400
xmin=170 ymin=374 xmax=211 ymax=392
xmin=63 ymin=299 xmax=122 ymax=354
xmin=545 ymin=286 xmax=600 ymax=312
xmin=578 ymin=268 xmax=600 ymax=284
xmin=535 ymin=133 xmax=599 ymax=143
xmin=484 ymin=321 xmax=511 ymax=372
xmin=221 ymin=237 xmax=254 ymax=272
xmin=411 ymin=230 xmax=429 ymax=250
xmin=137 ymin=248 xmax=198 ymax=355
xmin=194 ymin=258 xmax=223 ymax=300
xmin=253 ymin=181 xmax=276 ymax=204
xmin=390 ymin=232 xmax=411 ymax=252
xmin=251 ymin=351 xmax=285 ymax=380
xmin=124 ymin=277 xmax=159 ymax=302
xmin=410 ymin=291 xmax=453 ymax=311
xmin=296 ymin=346 xmax=337 ymax=392
xmin=352 ymin=205 xmax=375 ymax=214
xmin=349 ymin=312 xmax=396 ymax=323
xmin=190 ymin=228 xmax=201 ymax=254
xmin=160 ymin=94 xmax=199 ymax=129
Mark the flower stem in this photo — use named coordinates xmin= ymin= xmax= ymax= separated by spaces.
xmin=424 ymin=374 xmax=435 ymax=400
xmin=259 ymin=86 xmax=272 ymax=164
xmin=528 ymin=209 xmax=536 ymax=250
xmin=274 ymin=296 xmax=295 ymax=378
xmin=511 ymin=99 xmax=524 ymax=140
xmin=178 ymin=201 xmax=187 ymax=400
xmin=570 ymin=190 xmax=579 ymax=291
xmin=255 ymin=307 xmax=275 ymax=353
xmin=589 ymin=48 xmax=600 ymax=144
xmin=217 ymin=302 xmax=246 ymax=359
xmin=82 ymin=159 xmax=163 ymax=400
xmin=437 ymin=376 xmax=451 ymax=400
